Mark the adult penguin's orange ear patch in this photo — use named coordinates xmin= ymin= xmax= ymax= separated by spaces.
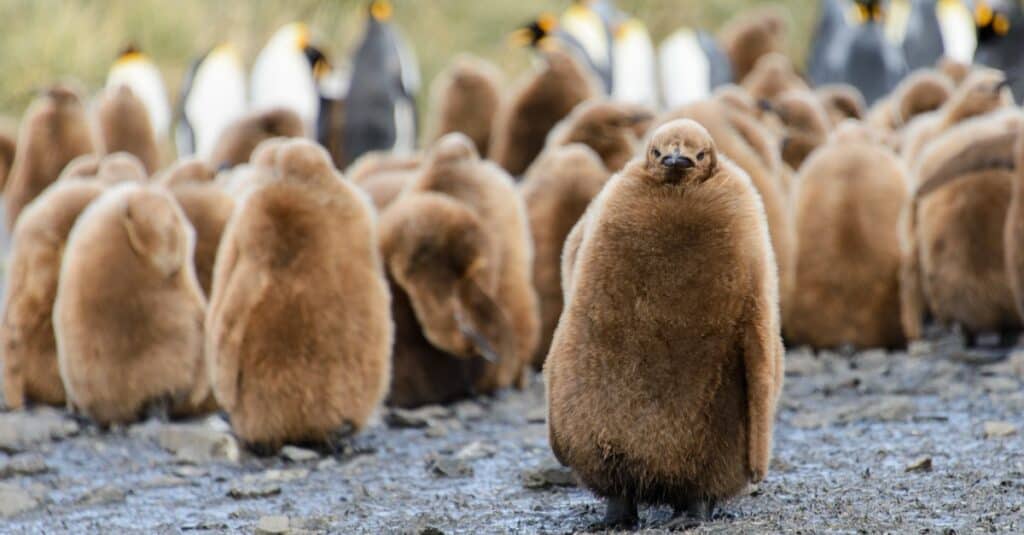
xmin=453 ymin=274 xmax=514 ymax=365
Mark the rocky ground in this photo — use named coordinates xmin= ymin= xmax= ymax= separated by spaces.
xmin=1 ymin=344 xmax=1022 ymax=534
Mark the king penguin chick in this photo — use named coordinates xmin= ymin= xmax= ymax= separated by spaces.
xmin=902 ymin=68 xmax=1012 ymax=166
xmin=347 ymin=151 xmax=422 ymax=210
xmin=54 ymin=182 xmax=207 ymax=425
xmin=868 ymin=70 xmax=954 ymax=135
xmin=380 ymin=192 xmax=514 ymax=407
xmin=176 ymin=44 xmax=248 ymax=160
xmin=545 ymin=99 xmax=653 ymax=173
xmin=428 ymin=54 xmax=503 ymax=157
xmin=1004 ymin=120 xmax=1024 ymax=323
xmin=0 ymin=120 xmax=16 ymax=192
xmin=4 ymin=85 xmax=96 ymax=231
xmin=156 ymin=159 xmax=233 ymax=297
xmin=520 ymin=143 xmax=610 ymax=366
xmin=546 ymin=119 xmax=783 ymax=527
xmin=785 ymin=121 xmax=909 ymax=350
xmin=206 ymin=139 xmax=392 ymax=451
xmin=406 ymin=133 xmax=539 ymax=391
xmin=208 ymin=108 xmax=304 ymax=170
xmin=95 ymin=84 xmax=160 ymax=174
xmin=742 ymin=53 xmax=810 ymax=102
xmin=816 ymin=84 xmax=868 ymax=125
xmin=250 ymin=23 xmax=320 ymax=135
xmin=719 ymin=6 xmax=787 ymax=83
xmin=106 ymin=46 xmax=172 ymax=141
xmin=901 ymin=109 xmax=1023 ymax=342
xmin=490 ymin=48 xmax=599 ymax=177
xmin=762 ymin=90 xmax=834 ymax=171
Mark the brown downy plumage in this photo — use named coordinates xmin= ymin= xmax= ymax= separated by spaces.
xmin=346 ymin=151 xmax=422 ymax=210
xmin=4 ymin=85 xmax=96 ymax=231
xmin=54 ymin=182 xmax=207 ymax=425
xmin=660 ymin=100 xmax=795 ymax=316
xmin=157 ymin=158 xmax=233 ymax=297
xmin=545 ymin=99 xmax=653 ymax=173
xmin=95 ymin=85 xmax=160 ymax=174
xmin=719 ymin=7 xmax=786 ymax=82
xmin=1 ymin=153 xmax=145 ymax=410
xmin=741 ymin=52 xmax=808 ymax=102
xmin=901 ymin=110 xmax=1024 ymax=340
xmin=902 ymin=68 xmax=1013 ymax=167
xmin=489 ymin=50 xmax=598 ymax=177
xmin=764 ymin=90 xmax=833 ymax=171
xmin=208 ymin=108 xmax=304 ymax=170
xmin=1005 ymin=123 xmax=1024 ymax=322
xmin=0 ymin=121 xmax=16 ymax=191
xmin=815 ymin=84 xmax=866 ymax=125
xmin=937 ymin=57 xmax=971 ymax=86
xmin=520 ymin=143 xmax=610 ymax=366
xmin=867 ymin=71 xmax=954 ymax=135
xmin=206 ymin=139 xmax=392 ymax=451
xmin=428 ymin=54 xmax=504 ymax=156
xmin=381 ymin=192 xmax=512 ymax=408
xmin=406 ymin=133 xmax=539 ymax=391
xmin=786 ymin=122 xmax=909 ymax=350
xmin=546 ymin=119 xmax=783 ymax=526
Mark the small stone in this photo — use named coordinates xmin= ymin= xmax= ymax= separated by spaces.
xmin=522 ymin=462 xmax=577 ymax=489
xmin=984 ymin=421 xmax=1018 ymax=438
xmin=0 ymin=483 xmax=40 ymax=517
xmin=0 ymin=454 xmax=48 ymax=478
xmin=77 ymin=484 xmax=126 ymax=505
xmin=426 ymin=456 xmax=473 ymax=478
xmin=454 ymin=441 xmax=497 ymax=461
xmin=451 ymin=401 xmax=486 ymax=421
xmin=424 ymin=423 xmax=449 ymax=438
xmin=139 ymin=475 xmax=187 ymax=489
xmin=133 ymin=422 xmax=240 ymax=463
xmin=203 ymin=414 xmax=232 ymax=433
xmin=173 ymin=466 xmax=208 ymax=478
xmin=260 ymin=468 xmax=309 ymax=482
xmin=386 ymin=406 xmax=451 ymax=428
xmin=905 ymin=456 xmax=933 ymax=473
xmin=525 ymin=407 xmax=547 ymax=424
xmin=227 ymin=482 xmax=281 ymax=500
xmin=0 ymin=409 xmax=79 ymax=453
xmin=255 ymin=515 xmax=289 ymax=534
xmin=281 ymin=445 xmax=319 ymax=463
xmin=316 ymin=457 xmax=339 ymax=471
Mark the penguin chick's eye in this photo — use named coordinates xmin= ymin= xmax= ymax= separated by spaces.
xmin=696 ymin=151 xmax=705 ymax=161
xmin=652 ymin=148 xmax=662 ymax=158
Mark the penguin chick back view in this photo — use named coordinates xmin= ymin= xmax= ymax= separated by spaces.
xmin=545 ymin=99 xmax=653 ymax=173
xmin=208 ymin=108 xmax=304 ymax=170
xmin=96 ymin=84 xmax=160 ymax=174
xmin=490 ymin=50 xmax=597 ymax=177
xmin=546 ymin=119 xmax=783 ymax=527
xmin=54 ymin=183 xmax=207 ymax=425
xmin=206 ymin=139 xmax=392 ymax=450
xmin=5 ymin=85 xmax=96 ymax=230
xmin=428 ymin=54 xmax=503 ymax=157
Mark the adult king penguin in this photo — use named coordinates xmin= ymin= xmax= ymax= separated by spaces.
xmin=341 ymin=0 xmax=420 ymax=167
xmin=560 ymin=0 xmax=614 ymax=93
xmin=176 ymin=44 xmax=248 ymax=159
xmin=250 ymin=22 xmax=320 ymax=135
xmin=808 ymin=0 xmax=851 ymax=86
xmin=106 ymin=45 xmax=172 ymax=141
xmin=658 ymin=28 xmax=733 ymax=109
xmin=973 ymin=0 xmax=1024 ymax=103
xmin=832 ymin=0 xmax=909 ymax=105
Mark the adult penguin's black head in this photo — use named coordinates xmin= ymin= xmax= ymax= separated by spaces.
xmin=303 ymin=44 xmax=331 ymax=82
xmin=974 ymin=0 xmax=1016 ymax=45
xmin=510 ymin=13 xmax=559 ymax=48
xmin=852 ymin=0 xmax=885 ymax=24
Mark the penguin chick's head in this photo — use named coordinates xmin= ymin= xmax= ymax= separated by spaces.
xmin=853 ymin=0 xmax=885 ymax=23
xmin=949 ymin=68 xmax=1012 ymax=121
xmin=97 ymin=152 xmax=148 ymax=184
xmin=510 ymin=13 xmax=558 ymax=48
xmin=429 ymin=132 xmax=480 ymax=166
xmin=644 ymin=119 xmax=717 ymax=185
xmin=274 ymin=138 xmax=336 ymax=183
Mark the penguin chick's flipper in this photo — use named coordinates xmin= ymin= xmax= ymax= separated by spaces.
xmin=453 ymin=274 xmax=514 ymax=365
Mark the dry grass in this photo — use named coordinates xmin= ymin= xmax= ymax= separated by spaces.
xmin=0 ymin=0 xmax=816 ymax=122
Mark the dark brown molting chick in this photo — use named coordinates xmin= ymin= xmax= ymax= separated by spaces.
xmin=208 ymin=107 xmax=304 ymax=170
xmin=545 ymin=99 xmax=653 ymax=173
xmin=428 ymin=54 xmax=504 ymax=157
xmin=96 ymin=84 xmax=160 ymax=174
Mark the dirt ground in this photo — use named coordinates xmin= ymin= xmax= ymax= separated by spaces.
xmin=1 ymin=343 xmax=1022 ymax=534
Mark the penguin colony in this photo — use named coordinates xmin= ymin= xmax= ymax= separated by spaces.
xmin=2 ymin=0 xmax=1024 ymax=528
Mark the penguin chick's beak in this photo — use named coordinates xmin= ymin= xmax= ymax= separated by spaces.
xmin=661 ymin=151 xmax=694 ymax=170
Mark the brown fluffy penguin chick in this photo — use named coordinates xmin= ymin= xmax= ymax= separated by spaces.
xmin=206 ymin=140 xmax=392 ymax=451
xmin=1 ymin=178 xmax=105 ymax=409
xmin=346 ymin=151 xmax=422 ymax=210
xmin=714 ymin=85 xmax=761 ymax=118
xmin=785 ymin=122 xmax=909 ymax=350
xmin=867 ymin=71 xmax=953 ymax=134
xmin=208 ymin=108 xmax=304 ymax=170
xmin=546 ymin=119 xmax=783 ymax=527
xmin=766 ymin=90 xmax=833 ymax=171
xmin=660 ymin=100 xmax=795 ymax=315
xmin=406 ymin=133 xmax=539 ymax=391
xmin=0 ymin=123 xmax=16 ymax=191
xmin=489 ymin=49 xmax=598 ymax=177
xmin=937 ymin=57 xmax=971 ymax=86
xmin=95 ymin=85 xmax=160 ymax=174
xmin=54 ymin=182 xmax=207 ymax=425
xmin=741 ymin=52 xmax=809 ymax=102
xmin=902 ymin=69 xmax=1013 ymax=167
xmin=1005 ymin=123 xmax=1024 ymax=322
xmin=719 ymin=7 xmax=786 ymax=82
xmin=381 ymin=192 xmax=513 ymax=408
xmin=158 ymin=159 xmax=233 ymax=297
xmin=546 ymin=99 xmax=653 ymax=173
xmin=816 ymin=84 xmax=866 ymax=125
xmin=4 ymin=85 xmax=96 ymax=230
xmin=429 ymin=54 xmax=504 ymax=156
xmin=901 ymin=110 xmax=1024 ymax=340
xmin=520 ymin=144 xmax=610 ymax=366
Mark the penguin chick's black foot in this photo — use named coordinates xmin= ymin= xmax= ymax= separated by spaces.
xmin=593 ymin=495 xmax=639 ymax=530
xmin=321 ymin=421 xmax=358 ymax=456
xmin=246 ymin=442 xmax=280 ymax=458
xmin=662 ymin=497 xmax=718 ymax=531
xmin=143 ymin=394 xmax=174 ymax=423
